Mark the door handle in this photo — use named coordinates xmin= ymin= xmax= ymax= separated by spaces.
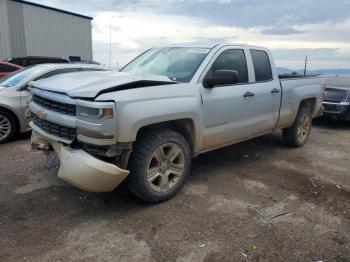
xmin=271 ymin=88 xmax=280 ymax=94
xmin=243 ymin=92 xmax=255 ymax=98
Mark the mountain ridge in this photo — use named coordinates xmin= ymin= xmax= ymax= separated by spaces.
xmin=277 ymin=67 xmax=350 ymax=75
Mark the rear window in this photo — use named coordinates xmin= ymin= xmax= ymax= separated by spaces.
xmin=250 ymin=50 xmax=273 ymax=82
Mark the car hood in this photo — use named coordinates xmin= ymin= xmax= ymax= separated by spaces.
xmin=30 ymin=71 xmax=177 ymax=98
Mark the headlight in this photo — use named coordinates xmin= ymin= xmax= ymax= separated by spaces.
xmin=75 ymin=101 xmax=116 ymax=142
xmin=77 ymin=106 xmax=114 ymax=120
xmin=76 ymin=101 xmax=115 ymax=124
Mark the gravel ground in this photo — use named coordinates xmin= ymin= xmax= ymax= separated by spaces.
xmin=0 ymin=119 xmax=349 ymax=262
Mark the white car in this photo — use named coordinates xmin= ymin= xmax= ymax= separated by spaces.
xmin=0 ymin=63 xmax=109 ymax=143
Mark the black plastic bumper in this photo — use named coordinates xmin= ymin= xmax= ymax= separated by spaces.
xmin=322 ymin=103 xmax=350 ymax=121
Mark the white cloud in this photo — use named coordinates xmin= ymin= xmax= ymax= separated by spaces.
xmin=92 ymin=10 xmax=350 ymax=69
xmin=29 ymin=0 xmax=350 ymax=69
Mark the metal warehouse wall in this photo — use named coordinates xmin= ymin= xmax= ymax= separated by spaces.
xmin=0 ymin=0 xmax=93 ymax=60
xmin=0 ymin=0 xmax=11 ymax=59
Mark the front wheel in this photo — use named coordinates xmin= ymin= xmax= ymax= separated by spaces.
xmin=127 ymin=129 xmax=191 ymax=203
xmin=282 ymin=106 xmax=312 ymax=147
xmin=0 ymin=110 xmax=17 ymax=144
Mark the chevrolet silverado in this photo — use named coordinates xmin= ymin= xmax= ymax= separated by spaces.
xmin=29 ymin=44 xmax=325 ymax=202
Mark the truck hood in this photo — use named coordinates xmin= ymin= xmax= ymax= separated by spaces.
xmin=30 ymin=71 xmax=177 ymax=98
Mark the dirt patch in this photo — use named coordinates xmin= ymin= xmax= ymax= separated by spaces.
xmin=184 ymin=183 xmax=209 ymax=196
xmin=243 ymin=179 xmax=268 ymax=191
xmin=209 ymin=195 xmax=250 ymax=216
xmin=1 ymin=122 xmax=350 ymax=261
xmin=40 ymin=220 xmax=152 ymax=262
xmin=13 ymin=170 xmax=63 ymax=194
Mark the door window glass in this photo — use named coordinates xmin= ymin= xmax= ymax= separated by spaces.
xmin=250 ymin=50 xmax=273 ymax=82
xmin=207 ymin=49 xmax=248 ymax=84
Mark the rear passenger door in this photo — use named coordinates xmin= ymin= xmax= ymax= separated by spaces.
xmin=248 ymin=49 xmax=281 ymax=135
xmin=200 ymin=48 xmax=256 ymax=149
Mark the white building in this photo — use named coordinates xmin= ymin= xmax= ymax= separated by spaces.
xmin=0 ymin=0 xmax=93 ymax=61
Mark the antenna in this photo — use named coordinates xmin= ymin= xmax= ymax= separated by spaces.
xmin=304 ymin=55 xmax=308 ymax=76
xmin=109 ymin=23 xmax=112 ymax=68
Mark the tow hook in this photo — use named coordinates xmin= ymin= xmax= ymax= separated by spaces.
xmin=31 ymin=142 xmax=51 ymax=152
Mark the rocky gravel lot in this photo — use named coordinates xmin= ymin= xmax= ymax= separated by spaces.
xmin=0 ymin=119 xmax=349 ymax=262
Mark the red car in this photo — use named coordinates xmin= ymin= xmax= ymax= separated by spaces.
xmin=0 ymin=61 xmax=22 ymax=78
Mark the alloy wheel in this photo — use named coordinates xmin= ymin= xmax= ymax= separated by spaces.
xmin=146 ymin=143 xmax=185 ymax=193
xmin=297 ymin=114 xmax=310 ymax=143
xmin=0 ymin=115 xmax=11 ymax=141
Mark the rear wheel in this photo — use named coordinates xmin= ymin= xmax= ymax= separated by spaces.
xmin=127 ymin=128 xmax=191 ymax=203
xmin=0 ymin=110 xmax=17 ymax=144
xmin=282 ymin=106 xmax=312 ymax=147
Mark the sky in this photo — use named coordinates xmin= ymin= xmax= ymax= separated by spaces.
xmin=31 ymin=0 xmax=350 ymax=69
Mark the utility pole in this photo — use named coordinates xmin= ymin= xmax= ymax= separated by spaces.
xmin=109 ymin=23 xmax=112 ymax=68
xmin=304 ymin=55 xmax=308 ymax=76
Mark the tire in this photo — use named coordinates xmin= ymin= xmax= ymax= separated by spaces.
xmin=0 ymin=110 xmax=18 ymax=144
xmin=127 ymin=128 xmax=191 ymax=203
xmin=282 ymin=106 xmax=312 ymax=147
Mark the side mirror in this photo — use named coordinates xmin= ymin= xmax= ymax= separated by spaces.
xmin=18 ymin=84 xmax=29 ymax=91
xmin=204 ymin=70 xmax=239 ymax=88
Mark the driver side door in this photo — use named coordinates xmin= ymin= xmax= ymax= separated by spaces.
xmin=200 ymin=48 xmax=256 ymax=150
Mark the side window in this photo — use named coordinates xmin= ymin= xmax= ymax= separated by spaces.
xmin=36 ymin=68 xmax=78 ymax=80
xmin=39 ymin=58 xmax=50 ymax=64
xmin=0 ymin=64 xmax=17 ymax=72
xmin=207 ymin=49 xmax=248 ymax=84
xmin=26 ymin=58 xmax=42 ymax=66
xmin=79 ymin=68 xmax=103 ymax=72
xmin=10 ymin=58 xmax=24 ymax=66
xmin=250 ymin=50 xmax=273 ymax=82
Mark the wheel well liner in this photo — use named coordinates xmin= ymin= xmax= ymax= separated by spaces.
xmin=299 ymin=97 xmax=316 ymax=114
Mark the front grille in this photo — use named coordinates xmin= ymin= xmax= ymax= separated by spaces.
xmin=33 ymin=94 xmax=76 ymax=116
xmin=33 ymin=115 xmax=76 ymax=141
xmin=323 ymin=104 xmax=338 ymax=112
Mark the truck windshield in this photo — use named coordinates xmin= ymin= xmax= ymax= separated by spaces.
xmin=0 ymin=66 xmax=42 ymax=88
xmin=121 ymin=47 xmax=211 ymax=83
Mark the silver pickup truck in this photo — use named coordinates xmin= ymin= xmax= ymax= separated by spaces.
xmin=29 ymin=44 xmax=324 ymax=202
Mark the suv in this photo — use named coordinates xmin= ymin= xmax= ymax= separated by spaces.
xmin=4 ymin=56 xmax=69 ymax=67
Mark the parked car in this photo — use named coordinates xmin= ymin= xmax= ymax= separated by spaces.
xmin=322 ymin=75 xmax=350 ymax=121
xmin=29 ymin=44 xmax=324 ymax=202
xmin=71 ymin=60 xmax=101 ymax=65
xmin=0 ymin=64 xmax=109 ymax=143
xmin=0 ymin=61 xmax=22 ymax=78
xmin=4 ymin=56 xmax=69 ymax=67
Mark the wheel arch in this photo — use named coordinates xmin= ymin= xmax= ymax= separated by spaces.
xmin=135 ymin=118 xmax=197 ymax=156
xmin=299 ymin=97 xmax=316 ymax=114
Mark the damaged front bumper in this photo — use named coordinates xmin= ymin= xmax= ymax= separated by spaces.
xmin=31 ymin=128 xmax=129 ymax=192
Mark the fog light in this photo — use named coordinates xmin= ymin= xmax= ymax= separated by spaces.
xmin=78 ymin=128 xmax=114 ymax=139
